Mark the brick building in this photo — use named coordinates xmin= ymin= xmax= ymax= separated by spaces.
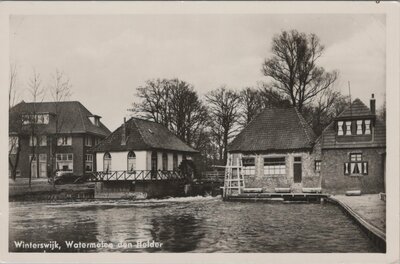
xmin=227 ymin=107 xmax=320 ymax=192
xmin=9 ymin=101 xmax=111 ymax=178
xmin=318 ymin=95 xmax=386 ymax=194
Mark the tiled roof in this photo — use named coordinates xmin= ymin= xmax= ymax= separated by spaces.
xmin=337 ymin=98 xmax=373 ymax=118
xmin=92 ymin=117 xmax=198 ymax=153
xmin=9 ymin=101 xmax=111 ymax=137
xmin=228 ymin=107 xmax=317 ymax=152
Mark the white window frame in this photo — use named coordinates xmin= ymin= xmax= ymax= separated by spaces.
xmin=365 ymin=120 xmax=371 ymax=135
xmin=85 ymin=154 xmax=93 ymax=172
xmin=356 ymin=120 xmax=363 ymax=135
xmin=345 ymin=121 xmax=352 ymax=136
xmin=56 ymin=153 xmax=73 ymax=171
xmin=264 ymin=157 xmax=286 ymax=176
xmin=127 ymin=151 xmax=136 ymax=172
xmin=103 ymin=152 xmax=112 ymax=173
xmin=338 ymin=121 xmax=344 ymax=136
xmin=29 ymin=136 xmax=37 ymax=146
xmin=38 ymin=135 xmax=47 ymax=146
xmin=315 ymin=160 xmax=321 ymax=173
xmin=85 ymin=136 xmax=92 ymax=147
xmin=57 ymin=136 xmax=72 ymax=146
xmin=242 ymin=157 xmax=256 ymax=176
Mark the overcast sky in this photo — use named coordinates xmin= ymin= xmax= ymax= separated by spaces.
xmin=10 ymin=14 xmax=385 ymax=131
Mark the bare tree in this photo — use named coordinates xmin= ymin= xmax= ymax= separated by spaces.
xmin=9 ymin=64 xmax=22 ymax=181
xmin=9 ymin=64 xmax=19 ymax=109
xmin=378 ymin=100 xmax=386 ymax=122
xmin=205 ymin=86 xmax=241 ymax=163
xmin=262 ymin=30 xmax=338 ymax=112
xmin=48 ymin=69 xmax=72 ymax=187
xmin=27 ymin=70 xmax=45 ymax=188
xmin=238 ymin=87 xmax=263 ymax=126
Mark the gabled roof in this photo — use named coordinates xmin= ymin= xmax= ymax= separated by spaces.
xmin=337 ymin=98 xmax=373 ymax=118
xmin=92 ymin=117 xmax=198 ymax=153
xmin=228 ymin=107 xmax=317 ymax=152
xmin=9 ymin=101 xmax=111 ymax=137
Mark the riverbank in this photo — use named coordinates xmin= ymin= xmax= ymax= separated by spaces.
xmin=328 ymin=194 xmax=386 ymax=251
xmin=9 ymin=178 xmax=94 ymax=201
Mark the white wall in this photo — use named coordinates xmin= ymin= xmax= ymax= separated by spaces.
xmin=96 ymin=151 xmax=147 ymax=172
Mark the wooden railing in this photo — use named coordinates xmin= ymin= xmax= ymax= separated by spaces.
xmin=88 ymin=170 xmax=185 ymax=182
xmin=201 ymin=171 xmax=225 ymax=183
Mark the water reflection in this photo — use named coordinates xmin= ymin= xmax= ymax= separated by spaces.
xmin=9 ymin=197 xmax=382 ymax=253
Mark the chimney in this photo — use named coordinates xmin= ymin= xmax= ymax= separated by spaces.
xmin=370 ymin=94 xmax=376 ymax=115
xmin=121 ymin=117 xmax=127 ymax=145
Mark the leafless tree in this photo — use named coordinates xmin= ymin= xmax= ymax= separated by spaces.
xmin=378 ymin=100 xmax=386 ymax=122
xmin=238 ymin=87 xmax=263 ymax=126
xmin=48 ymin=69 xmax=72 ymax=187
xmin=262 ymin=30 xmax=338 ymax=112
xmin=9 ymin=64 xmax=22 ymax=181
xmin=27 ymin=70 xmax=45 ymax=188
xmin=9 ymin=64 xmax=19 ymax=109
xmin=205 ymin=86 xmax=241 ymax=163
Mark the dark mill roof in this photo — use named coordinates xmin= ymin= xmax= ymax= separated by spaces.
xmin=337 ymin=98 xmax=373 ymax=118
xmin=9 ymin=101 xmax=111 ymax=137
xmin=228 ymin=107 xmax=317 ymax=153
xmin=92 ymin=117 xmax=198 ymax=153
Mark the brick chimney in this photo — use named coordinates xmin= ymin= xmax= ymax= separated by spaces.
xmin=121 ymin=117 xmax=127 ymax=145
xmin=370 ymin=94 xmax=376 ymax=115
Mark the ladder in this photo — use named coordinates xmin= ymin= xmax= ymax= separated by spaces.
xmin=223 ymin=155 xmax=245 ymax=198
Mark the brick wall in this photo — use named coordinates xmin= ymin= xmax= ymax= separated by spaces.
xmin=229 ymin=150 xmax=321 ymax=192
xmin=321 ymin=148 xmax=385 ymax=194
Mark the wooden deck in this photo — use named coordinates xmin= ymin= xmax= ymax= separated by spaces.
xmin=224 ymin=192 xmax=329 ymax=202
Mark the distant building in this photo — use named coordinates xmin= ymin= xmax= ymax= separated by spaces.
xmin=91 ymin=117 xmax=198 ymax=175
xmin=227 ymin=107 xmax=320 ymax=193
xmin=318 ymin=95 xmax=386 ymax=194
xmin=9 ymin=101 xmax=111 ymax=178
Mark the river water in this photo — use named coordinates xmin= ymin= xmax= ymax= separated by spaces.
xmin=9 ymin=196 xmax=381 ymax=253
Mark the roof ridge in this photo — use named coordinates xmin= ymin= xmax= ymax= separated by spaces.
xmin=76 ymin=102 xmax=87 ymax=132
xmin=294 ymin=107 xmax=313 ymax=145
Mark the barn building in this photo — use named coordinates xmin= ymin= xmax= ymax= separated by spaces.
xmin=318 ymin=95 xmax=386 ymax=194
xmin=92 ymin=117 xmax=198 ymax=177
xmin=227 ymin=107 xmax=320 ymax=193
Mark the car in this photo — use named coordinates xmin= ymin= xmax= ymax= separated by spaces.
xmin=48 ymin=171 xmax=85 ymax=185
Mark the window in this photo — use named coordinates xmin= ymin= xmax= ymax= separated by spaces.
xmin=22 ymin=114 xmax=49 ymax=125
xmin=85 ymin=154 xmax=93 ymax=172
xmin=127 ymin=151 xmax=136 ymax=172
xmin=315 ymin=160 xmax=321 ymax=172
xmin=89 ymin=116 xmax=100 ymax=126
xmin=29 ymin=136 xmax=37 ymax=146
xmin=338 ymin=121 xmax=344 ymax=136
xmin=56 ymin=153 xmax=73 ymax=171
xmin=162 ymin=153 xmax=168 ymax=171
xmin=264 ymin=157 xmax=286 ymax=176
xmin=356 ymin=120 xmax=363 ymax=135
xmin=365 ymin=120 xmax=371 ymax=135
xmin=242 ymin=157 xmax=256 ymax=176
xmin=57 ymin=136 xmax=72 ymax=146
xmin=173 ymin=153 xmax=178 ymax=170
xmin=38 ymin=135 xmax=47 ymax=146
xmin=9 ymin=136 xmax=19 ymax=154
xmin=344 ymin=153 xmax=368 ymax=175
xmin=85 ymin=136 xmax=92 ymax=147
xmin=103 ymin=152 xmax=111 ymax=172
xmin=345 ymin=121 xmax=352 ymax=135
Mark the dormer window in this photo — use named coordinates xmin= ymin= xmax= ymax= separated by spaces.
xmin=338 ymin=121 xmax=344 ymax=136
xmin=88 ymin=116 xmax=100 ymax=126
xmin=345 ymin=121 xmax=352 ymax=135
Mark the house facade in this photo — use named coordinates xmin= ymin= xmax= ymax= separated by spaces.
xmin=9 ymin=101 xmax=111 ymax=178
xmin=91 ymin=117 xmax=198 ymax=176
xmin=319 ymin=95 xmax=386 ymax=194
xmin=227 ymin=107 xmax=320 ymax=193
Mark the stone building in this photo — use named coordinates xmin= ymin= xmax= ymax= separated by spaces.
xmin=92 ymin=117 xmax=198 ymax=174
xmin=319 ymin=95 xmax=386 ymax=194
xmin=9 ymin=101 xmax=111 ymax=178
xmin=227 ymin=107 xmax=320 ymax=193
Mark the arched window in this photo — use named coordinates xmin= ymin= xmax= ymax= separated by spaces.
xmin=127 ymin=151 xmax=136 ymax=172
xmin=103 ymin=152 xmax=111 ymax=173
xmin=151 ymin=151 xmax=158 ymax=171
xmin=162 ymin=153 xmax=168 ymax=171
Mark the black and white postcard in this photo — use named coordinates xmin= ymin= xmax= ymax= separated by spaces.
xmin=0 ymin=1 xmax=399 ymax=264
